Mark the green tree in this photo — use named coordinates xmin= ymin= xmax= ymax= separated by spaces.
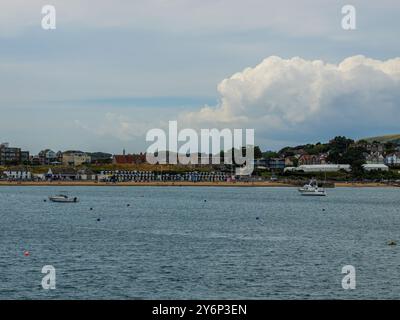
xmin=327 ymin=136 xmax=355 ymax=163
xmin=253 ymin=146 xmax=263 ymax=159
xmin=384 ymin=142 xmax=396 ymax=154
xmin=339 ymin=146 xmax=367 ymax=177
xmin=262 ymin=151 xmax=279 ymax=159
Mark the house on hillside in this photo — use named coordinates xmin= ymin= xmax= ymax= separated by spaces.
xmin=365 ymin=152 xmax=385 ymax=164
xmin=284 ymin=156 xmax=297 ymax=167
xmin=385 ymin=153 xmax=400 ymax=167
xmin=357 ymin=140 xmax=384 ymax=152
xmin=298 ymin=154 xmax=320 ymax=166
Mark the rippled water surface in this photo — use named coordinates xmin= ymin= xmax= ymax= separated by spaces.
xmin=0 ymin=186 xmax=400 ymax=299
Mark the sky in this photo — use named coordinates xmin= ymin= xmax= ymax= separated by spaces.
xmin=1 ymin=0 xmax=399 ymax=154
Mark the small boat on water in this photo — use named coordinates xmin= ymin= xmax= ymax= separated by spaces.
xmin=49 ymin=194 xmax=79 ymax=203
xmin=298 ymin=179 xmax=327 ymax=196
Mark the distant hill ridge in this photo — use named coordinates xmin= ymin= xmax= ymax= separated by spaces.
xmin=360 ymin=134 xmax=400 ymax=144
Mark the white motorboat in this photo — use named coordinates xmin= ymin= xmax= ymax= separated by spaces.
xmin=298 ymin=179 xmax=326 ymax=196
xmin=49 ymin=194 xmax=79 ymax=203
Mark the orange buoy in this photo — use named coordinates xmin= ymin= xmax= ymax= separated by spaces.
xmin=23 ymin=250 xmax=30 ymax=256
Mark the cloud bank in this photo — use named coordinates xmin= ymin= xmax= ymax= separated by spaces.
xmin=182 ymin=55 xmax=400 ymax=146
xmin=75 ymin=55 xmax=400 ymax=150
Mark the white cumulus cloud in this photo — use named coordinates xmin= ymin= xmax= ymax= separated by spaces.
xmin=182 ymin=55 xmax=400 ymax=146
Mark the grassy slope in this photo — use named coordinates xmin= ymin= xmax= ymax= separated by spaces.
xmin=361 ymin=134 xmax=400 ymax=143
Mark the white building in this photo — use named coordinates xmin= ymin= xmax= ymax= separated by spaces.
xmin=62 ymin=150 xmax=91 ymax=166
xmin=3 ymin=171 xmax=32 ymax=180
xmin=365 ymin=152 xmax=385 ymax=164
xmin=284 ymin=164 xmax=351 ymax=173
xmin=362 ymin=164 xmax=389 ymax=172
xmin=385 ymin=153 xmax=400 ymax=167
xmin=33 ymin=173 xmax=46 ymax=181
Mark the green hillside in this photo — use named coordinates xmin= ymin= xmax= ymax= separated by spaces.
xmin=361 ymin=134 xmax=400 ymax=144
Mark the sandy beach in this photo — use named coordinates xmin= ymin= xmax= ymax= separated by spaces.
xmin=0 ymin=180 xmax=292 ymax=187
xmin=334 ymin=182 xmax=399 ymax=188
xmin=0 ymin=180 xmax=398 ymax=188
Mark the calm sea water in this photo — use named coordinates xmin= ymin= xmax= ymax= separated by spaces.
xmin=0 ymin=186 xmax=400 ymax=299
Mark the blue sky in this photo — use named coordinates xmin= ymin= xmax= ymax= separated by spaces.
xmin=1 ymin=0 xmax=399 ymax=154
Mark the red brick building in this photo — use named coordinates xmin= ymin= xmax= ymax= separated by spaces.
xmin=112 ymin=153 xmax=146 ymax=165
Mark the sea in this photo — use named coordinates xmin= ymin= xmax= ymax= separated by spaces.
xmin=0 ymin=186 xmax=399 ymax=299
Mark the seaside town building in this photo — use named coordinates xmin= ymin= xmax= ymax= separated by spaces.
xmin=362 ymin=164 xmax=389 ymax=172
xmin=0 ymin=142 xmax=29 ymax=165
xmin=88 ymin=152 xmax=113 ymax=164
xmin=384 ymin=153 xmax=400 ymax=167
xmin=20 ymin=151 xmax=30 ymax=164
xmin=61 ymin=150 xmax=91 ymax=166
xmin=298 ymin=154 xmax=327 ymax=166
xmin=38 ymin=149 xmax=58 ymax=165
xmin=356 ymin=141 xmax=385 ymax=153
xmin=253 ymin=159 xmax=268 ymax=168
xmin=284 ymin=156 xmax=296 ymax=167
xmin=112 ymin=152 xmax=146 ymax=165
xmin=268 ymin=158 xmax=286 ymax=170
xmin=284 ymin=164 xmax=351 ymax=173
xmin=3 ymin=170 xmax=32 ymax=180
xmin=365 ymin=152 xmax=385 ymax=164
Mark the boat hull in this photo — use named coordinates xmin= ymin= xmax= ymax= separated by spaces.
xmin=299 ymin=191 xmax=326 ymax=196
xmin=49 ymin=197 xmax=79 ymax=203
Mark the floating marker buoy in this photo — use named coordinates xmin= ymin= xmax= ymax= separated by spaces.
xmin=322 ymin=209 xmax=326 ymax=211
xmin=127 ymin=204 xmax=130 ymax=207
xmin=97 ymin=218 xmax=101 ymax=222
xmin=23 ymin=250 xmax=30 ymax=257
xmin=204 ymin=200 xmax=207 ymax=202
xmin=90 ymin=208 xmax=93 ymax=211
xmin=256 ymin=217 xmax=259 ymax=220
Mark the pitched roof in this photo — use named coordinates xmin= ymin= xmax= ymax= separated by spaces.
xmin=113 ymin=155 xmax=135 ymax=164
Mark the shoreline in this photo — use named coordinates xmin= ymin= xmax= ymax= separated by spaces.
xmin=0 ymin=181 xmax=398 ymax=188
